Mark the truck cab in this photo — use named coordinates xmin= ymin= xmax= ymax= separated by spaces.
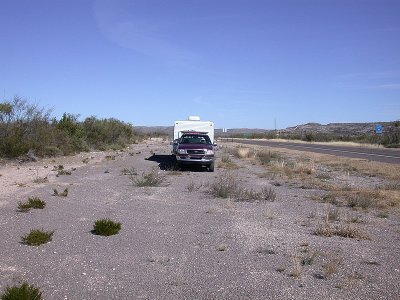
xmin=172 ymin=131 xmax=215 ymax=172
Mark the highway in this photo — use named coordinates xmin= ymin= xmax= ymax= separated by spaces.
xmin=233 ymin=139 xmax=400 ymax=164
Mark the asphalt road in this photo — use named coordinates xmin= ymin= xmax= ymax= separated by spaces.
xmin=232 ymin=139 xmax=400 ymax=164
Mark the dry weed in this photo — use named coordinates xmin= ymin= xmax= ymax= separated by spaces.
xmin=314 ymin=222 xmax=369 ymax=240
xmin=323 ymin=259 xmax=341 ymax=278
xmin=218 ymin=155 xmax=239 ymax=169
xmin=291 ymin=255 xmax=303 ymax=278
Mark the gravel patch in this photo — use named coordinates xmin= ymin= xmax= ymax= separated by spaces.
xmin=1 ymin=140 xmax=399 ymax=299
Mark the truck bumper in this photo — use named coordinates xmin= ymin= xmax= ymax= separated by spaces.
xmin=176 ymin=155 xmax=214 ymax=165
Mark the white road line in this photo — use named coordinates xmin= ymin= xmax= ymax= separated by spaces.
xmin=287 ymin=144 xmax=400 ymax=160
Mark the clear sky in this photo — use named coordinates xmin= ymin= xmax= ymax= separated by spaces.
xmin=1 ymin=0 xmax=399 ymax=129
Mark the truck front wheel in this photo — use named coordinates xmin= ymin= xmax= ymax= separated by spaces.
xmin=208 ymin=162 xmax=215 ymax=172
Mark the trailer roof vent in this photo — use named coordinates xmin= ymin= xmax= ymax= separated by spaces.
xmin=188 ymin=116 xmax=201 ymax=121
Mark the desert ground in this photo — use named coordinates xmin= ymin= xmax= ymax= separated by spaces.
xmin=1 ymin=139 xmax=399 ymax=299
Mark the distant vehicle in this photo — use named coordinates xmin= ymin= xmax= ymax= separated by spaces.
xmin=172 ymin=116 xmax=216 ymax=172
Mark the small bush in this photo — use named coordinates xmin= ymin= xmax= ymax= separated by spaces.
xmin=57 ymin=169 xmax=71 ymax=176
xmin=133 ymin=170 xmax=165 ymax=187
xmin=209 ymin=173 xmax=240 ymax=198
xmin=186 ymin=181 xmax=199 ymax=192
xmin=231 ymin=147 xmax=256 ymax=159
xmin=238 ymin=189 xmax=263 ymax=201
xmin=219 ymin=155 xmax=238 ymax=169
xmin=53 ymin=188 xmax=68 ymax=197
xmin=0 ymin=282 xmax=42 ymax=300
xmin=262 ymin=186 xmax=276 ymax=201
xmin=210 ymin=174 xmax=277 ymax=202
xmin=347 ymin=194 xmax=373 ymax=209
xmin=18 ymin=197 xmax=46 ymax=212
xmin=33 ymin=176 xmax=48 ymax=184
xmin=21 ymin=229 xmax=54 ymax=246
xmin=93 ymin=218 xmax=121 ymax=236
xmin=325 ymin=207 xmax=340 ymax=222
xmin=291 ymin=256 xmax=302 ymax=278
xmin=121 ymin=167 xmax=137 ymax=176
xmin=376 ymin=211 xmax=389 ymax=218
xmin=17 ymin=202 xmax=32 ymax=212
xmin=257 ymin=150 xmax=279 ymax=165
xmin=324 ymin=259 xmax=341 ymax=278
xmin=28 ymin=197 xmax=46 ymax=209
xmin=314 ymin=223 xmax=369 ymax=239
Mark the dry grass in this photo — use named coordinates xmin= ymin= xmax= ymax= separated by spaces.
xmin=224 ymin=142 xmax=400 ymax=182
xmin=323 ymin=259 xmax=341 ymax=278
xmin=132 ymin=170 xmax=165 ymax=187
xmin=324 ymin=207 xmax=341 ymax=222
xmin=291 ymin=255 xmax=303 ymax=278
xmin=186 ymin=181 xmax=203 ymax=192
xmin=314 ymin=222 xmax=369 ymax=240
xmin=218 ymin=155 xmax=239 ymax=169
xmin=230 ymin=147 xmax=256 ymax=159
xmin=209 ymin=172 xmax=277 ymax=202
xmin=319 ymin=188 xmax=400 ymax=210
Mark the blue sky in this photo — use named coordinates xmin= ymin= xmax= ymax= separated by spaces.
xmin=1 ymin=0 xmax=399 ymax=129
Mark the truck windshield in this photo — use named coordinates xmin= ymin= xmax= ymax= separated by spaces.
xmin=180 ymin=135 xmax=211 ymax=144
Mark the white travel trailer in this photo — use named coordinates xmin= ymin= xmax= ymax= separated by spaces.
xmin=173 ymin=116 xmax=215 ymax=143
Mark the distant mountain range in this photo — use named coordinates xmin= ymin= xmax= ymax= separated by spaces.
xmin=135 ymin=122 xmax=398 ymax=137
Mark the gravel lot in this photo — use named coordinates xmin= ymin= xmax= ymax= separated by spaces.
xmin=1 ymin=139 xmax=399 ymax=299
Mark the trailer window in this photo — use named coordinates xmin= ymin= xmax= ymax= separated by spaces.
xmin=180 ymin=135 xmax=211 ymax=144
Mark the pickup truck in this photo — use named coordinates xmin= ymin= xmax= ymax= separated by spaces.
xmin=172 ymin=131 xmax=215 ymax=172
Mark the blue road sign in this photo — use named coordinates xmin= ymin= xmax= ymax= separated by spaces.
xmin=375 ymin=124 xmax=383 ymax=134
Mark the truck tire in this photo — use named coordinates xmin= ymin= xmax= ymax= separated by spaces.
xmin=208 ymin=162 xmax=215 ymax=172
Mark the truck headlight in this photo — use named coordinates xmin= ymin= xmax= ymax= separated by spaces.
xmin=206 ymin=150 xmax=214 ymax=155
xmin=178 ymin=149 xmax=187 ymax=154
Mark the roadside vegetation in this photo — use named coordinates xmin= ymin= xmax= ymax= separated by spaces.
xmin=93 ymin=219 xmax=122 ymax=236
xmin=17 ymin=197 xmax=46 ymax=212
xmin=0 ymin=282 xmax=42 ymax=300
xmin=226 ymin=144 xmax=400 ymax=212
xmin=0 ymin=96 xmax=138 ymax=158
xmin=132 ymin=169 xmax=165 ymax=187
xmin=210 ymin=172 xmax=276 ymax=202
xmin=21 ymin=229 xmax=54 ymax=246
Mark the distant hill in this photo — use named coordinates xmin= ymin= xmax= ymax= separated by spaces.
xmin=280 ymin=122 xmax=378 ymax=136
xmin=134 ymin=122 xmax=399 ymax=147
xmin=135 ymin=122 xmax=398 ymax=137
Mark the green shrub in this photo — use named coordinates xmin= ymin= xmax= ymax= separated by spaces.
xmin=18 ymin=197 xmax=46 ymax=212
xmin=0 ymin=97 xmax=136 ymax=158
xmin=93 ymin=219 xmax=121 ymax=236
xmin=0 ymin=282 xmax=42 ymax=300
xmin=21 ymin=229 xmax=54 ymax=246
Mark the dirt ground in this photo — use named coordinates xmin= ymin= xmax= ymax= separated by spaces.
xmin=0 ymin=139 xmax=399 ymax=299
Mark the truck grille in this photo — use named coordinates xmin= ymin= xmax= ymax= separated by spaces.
xmin=187 ymin=149 xmax=206 ymax=155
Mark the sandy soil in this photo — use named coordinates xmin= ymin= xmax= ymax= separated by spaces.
xmin=0 ymin=139 xmax=399 ymax=299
